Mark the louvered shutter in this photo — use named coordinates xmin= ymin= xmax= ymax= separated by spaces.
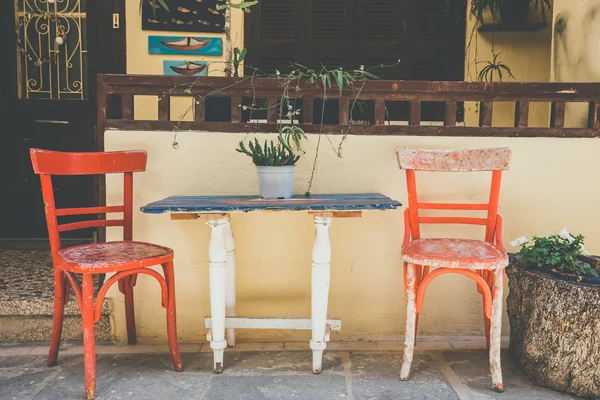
xmin=411 ymin=0 xmax=466 ymax=81
xmin=246 ymin=0 xmax=465 ymax=81
xmin=245 ymin=0 xmax=302 ymax=74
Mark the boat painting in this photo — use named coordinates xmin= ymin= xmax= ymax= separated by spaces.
xmin=163 ymin=61 xmax=208 ymax=76
xmin=148 ymin=36 xmax=223 ymax=56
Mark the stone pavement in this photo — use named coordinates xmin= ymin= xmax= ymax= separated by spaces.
xmin=0 ymin=342 xmax=581 ymax=400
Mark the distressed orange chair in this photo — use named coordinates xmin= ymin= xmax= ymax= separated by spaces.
xmin=30 ymin=149 xmax=182 ymax=400
xmin=396 ymin=147 xmax=511 ymax=392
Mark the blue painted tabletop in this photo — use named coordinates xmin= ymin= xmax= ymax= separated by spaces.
xmin=141 ymin=194 xmax=402 ymax=214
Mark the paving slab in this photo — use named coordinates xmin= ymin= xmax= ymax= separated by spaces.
xmin=351 ymin=353 xmax=460 ymax=400
xmin=442 ymin=350 xmax=581 ymax=399
xmin=0 ymin=349 xmax=585 ymax=400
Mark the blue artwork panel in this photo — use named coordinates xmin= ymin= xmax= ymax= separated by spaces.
xmin=142 ymin=0 xmax=225 ymax=33
xmin=148 ymin=36 xmax=223 ymax=56
xmin=163 ymin=60 xmax=208 ymax=76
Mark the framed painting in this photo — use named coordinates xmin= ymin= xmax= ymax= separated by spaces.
xmin=163 ymin=61 xmax=208 ymax=76
xmin=148 ymin=36 xmax=223 ymax=56
xmin=141 ymin=0 xmax=225 ymax=33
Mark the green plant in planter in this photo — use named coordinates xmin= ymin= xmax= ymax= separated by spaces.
xmin=511 ymin=230 xmax=599 ymax=278
xmin=236 ymin=138 xmax=299 ymax=166
xmin=236 ymin=126 xmax=306 ymax=166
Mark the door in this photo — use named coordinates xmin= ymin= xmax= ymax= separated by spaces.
xmin=0 ymin=0 xmax=126 ymax=238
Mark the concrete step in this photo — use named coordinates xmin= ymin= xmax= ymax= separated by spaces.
xmin=0 ymin=247 xmax=113 ymax=343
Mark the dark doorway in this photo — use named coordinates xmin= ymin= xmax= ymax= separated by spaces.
xmin=0 ymin=0 xmax=126 ymax=239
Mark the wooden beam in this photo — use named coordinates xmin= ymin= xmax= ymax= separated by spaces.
xmin=105 ymin=120 xmax=600 ymax=138
xmin=515 ymin=101 xmax=529 ymax=127
xmin=205 ymin=317 xmax=342 ymax=331
xmin=479 ymin=101 xmax=493 ymax=127
xmin=444 ymin=101 xmax=457 ymax=126
xmin=550 ymin=101 xmax=566 ymax=129
xmin=158 ymin=95 xmax=170 ymax=121
xmin=375 ymin=99 xmax=386 ymax=125
xmin=309 ymin=211 xmax=362 ymax=218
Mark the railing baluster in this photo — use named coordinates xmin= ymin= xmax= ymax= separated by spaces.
xmin=375 ymin=99 xmax=386 ymax=125
xmin=194 ymin=96 xmax=205 ymax=122
xmin=479 ymin=101 xmax=493 ymax=127
xmin=158 ymin=95 xmax=170 ymax=121
xmin=267 ymin=97 xmax=278 ymax=124
xmin=550 ymin=101 xmax=566 ymax=128
xmin=339 ymin=98 xmax=349 ymax=125
xmin=302 ymin=99 xmax=314 ymax=124
xmin=444 ymin=101 xmax=457 ymax=126
xmin=231 ymin=96 xmax=242 ymax=123
xmin=409 ymin=100 xmax=421 ymax=126
xmin=514 ymin=101 xmax=529 ymax=128
xmin=121 ymin=94 xmax=134 ymax=120
xmin=588 ymin=101 xmax=599 ymax=129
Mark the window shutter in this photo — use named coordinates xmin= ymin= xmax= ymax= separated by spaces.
xmin=245 ymin=0 xmax=466 ymax=80
xmin=358 ymin=0 xmax=406 ymax=80
xmin=411 ymin=0 xmax=466 ymax=81
xmin=245 ymin=0 xmax=302 ymax=74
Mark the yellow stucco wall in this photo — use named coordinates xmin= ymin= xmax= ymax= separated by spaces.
xmin=464 ymin=0 xmax=553 ymax=127
xmin=105 ymin=131 xmax=600 ymax=343
xmin=110 ymin=1 xmax=591 ymax=343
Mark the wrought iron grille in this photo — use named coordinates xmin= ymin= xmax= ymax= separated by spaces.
xmin=15 ymin=0 xmax=88 ymax=100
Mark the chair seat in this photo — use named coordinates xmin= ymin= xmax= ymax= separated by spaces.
xmin=58 ymin=241 xmax=174 ymax=274
xmin=402 ymin=238 xmax=508 ymax=270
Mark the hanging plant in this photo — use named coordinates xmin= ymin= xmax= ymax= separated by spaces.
xmin=477 ymin=52 xmax=514 ymax=82
xmin=139 ymin=0 xmax=170 ymax=16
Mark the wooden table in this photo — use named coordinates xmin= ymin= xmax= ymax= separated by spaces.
xmin=141 ymin=194 xmax=401 ymax=373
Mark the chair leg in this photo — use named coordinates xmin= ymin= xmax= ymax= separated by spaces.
xmin=400 ymin=263 xmax=418 ymax=381
xmin=120 ymin=275 xmax=137 ymax=345
xmin=162 ymin=261 xmax=183 ymax=372
xmin=48 ymin=270 xmax=66 ymax=367
xmin=489 ymin=268 xmax=504 ymax=392
xmin=484 ymin=313 xmax=491 ymax=350
xmin=81 ymin=274 xmax=97 ymax=400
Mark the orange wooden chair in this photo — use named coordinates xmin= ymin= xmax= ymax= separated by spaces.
xmin=30 ymin=149 xmax=182 ymax=400
xmin=396 ymin=147 xmax=511 ymax=392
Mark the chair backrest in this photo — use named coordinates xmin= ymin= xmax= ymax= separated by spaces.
xmin=30 ymin=149 xmax=147 ymax=261
xmin=396 ymin=147 xmax=512 ymax=243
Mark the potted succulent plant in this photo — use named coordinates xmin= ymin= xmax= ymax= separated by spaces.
xmin=506 ymin=229 xmax=600 ymax=398
xmin=236 ymin=126 xmax=306 ymax=199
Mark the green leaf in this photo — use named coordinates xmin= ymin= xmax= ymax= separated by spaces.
xmin=334 ymin=70 xmax=344 ymax=95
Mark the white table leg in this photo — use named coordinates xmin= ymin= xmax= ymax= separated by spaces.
xmin=224 ymin=219 xmax=236 ymax=348
xmin=310 ymin=216 xmax=332 ymax=374
xmin=207 ymin=217 xmax=228 ymax=373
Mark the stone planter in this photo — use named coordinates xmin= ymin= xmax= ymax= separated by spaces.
xmin=506 ymin=256 xmax=600 ymax=399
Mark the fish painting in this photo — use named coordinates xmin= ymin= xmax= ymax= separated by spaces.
xmin=142 ymin=0 xmax=224 ymax=33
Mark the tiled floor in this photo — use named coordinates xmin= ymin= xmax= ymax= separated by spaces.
xmin=0 ymin=343 xmax=581 ymax=400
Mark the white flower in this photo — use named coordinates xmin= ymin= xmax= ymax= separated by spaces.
xmin=509 ymin=236 xmax=528 ymax=247
xmin=557 ymin=228 xmax=590 ymax=255
xmin=275 ymin=69 xmax=280 ymax=76
xmin=557 ymin=228 xmax=575 ymax=243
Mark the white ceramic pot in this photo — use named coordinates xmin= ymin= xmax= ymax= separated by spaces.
xmin=256 ymin=165 xmax=295 ymax=199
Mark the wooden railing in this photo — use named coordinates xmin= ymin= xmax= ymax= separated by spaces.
xmin=97 ymin=74 xmax=600 ymax=149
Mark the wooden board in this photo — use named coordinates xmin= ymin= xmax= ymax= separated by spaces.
xmin=142 ymin=193 xmax=401 ymax=214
